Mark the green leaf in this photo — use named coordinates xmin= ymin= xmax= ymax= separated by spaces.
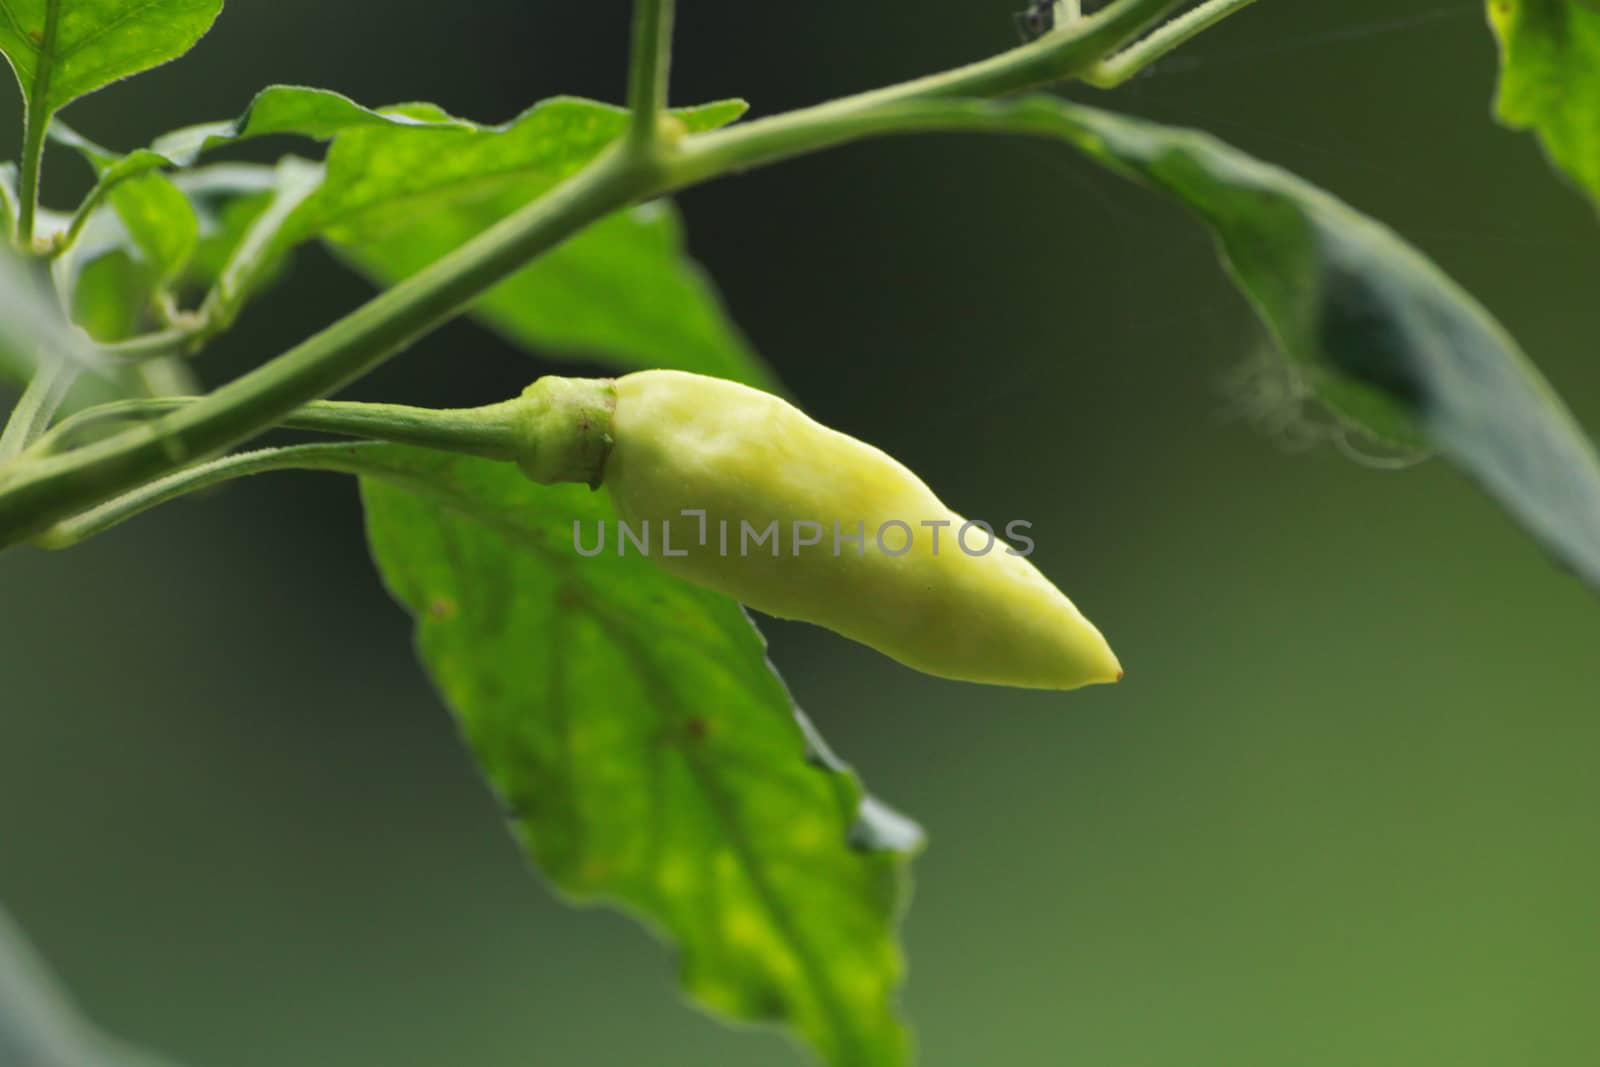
xmin=296 ymin=97 xmax=744 ymax=243
xmin=52 ymin=84 xmax=471 ymax=206
xmin=330 ymin=200 xmax=766 ymax=386
xmin=51 ymin=91 xmax=767 ymax=385
xmin=68 ymin=246 xmax=148 ymax=341
xmin=297 ymin=95 xmax=771 ymax=385
xmin=1017 ymin=97 xmax=1600 ymax=590
xmin=172 ymin=163 xmax=283 ymax=293
xmin=47 ymin=155 xmax=316 ymax=358
xmin=1489 ymin=0 xmax=1600 ymax=210
xmin=359 ymin=447 xmax=918 ymax=1067
xmin=42 ymin=89 xmax=464 ymax=327
xmin=149 ymin=83 xmax=473 ymax=164
xmin=0 ymin=902 xmax=179 ymax=1066
xmin=107 ymin=170 xmax=196 ymax=281
xmin=44 ymin=124 xmax=194 ymax=341
xmin=186 ymin=156 xmax=320 ymax=328
xmin=0 ymin=0 xmax=222 ymax=117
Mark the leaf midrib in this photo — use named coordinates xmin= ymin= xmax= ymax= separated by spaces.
xmin=28 ymin=0 xmax=60 ymax=112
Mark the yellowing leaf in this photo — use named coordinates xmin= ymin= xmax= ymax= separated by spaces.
xmin=359 ymin=446 xmax=919 ymax=1067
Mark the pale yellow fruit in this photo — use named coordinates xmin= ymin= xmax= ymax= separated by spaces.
xmin=600 ymin=370 xmax=1121 ymax=691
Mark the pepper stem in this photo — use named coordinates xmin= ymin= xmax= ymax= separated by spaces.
xmin=22 ymin=375 xmax=620 ymax=491
xmin=509 ymin=376 xmax=618 ymax=488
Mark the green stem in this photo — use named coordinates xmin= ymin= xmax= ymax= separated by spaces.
xmin=130 ymin=356 xmax=201 ymax=401
xmin=30 ymin=395 xmax=529 ymax=461
xmin=660 ymin=0 xmax=1181 ymax=185
xmin=35 ymin=442 xmax=398 ymax=549
xmin=16 ymin=0 xmax=61 ymax=249
xmin=96 ymin=327 xmax=197 ymax=364
xmin=0 ymin=359 xmax=75 ymax=461
xmin=0 ymin=0 xmax=1179 ymax=551
xmin=0 ymin=146 xmax=649 ymax=548
xmin=626 ymin=0 xmax=676 ymax=148
xmin=16 ymin=107 xmax=49 ymax=251
xmin=196 ymin=158 xmax=323 ymax=335
xmin=53 ymin=177 xmax=108 ymax=257
xmin=1082 ymin=0 xmax=1265 ymax=88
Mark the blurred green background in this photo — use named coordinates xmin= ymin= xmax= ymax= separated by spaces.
xmin=4 ymin=1 xmax=1600 ymax=1064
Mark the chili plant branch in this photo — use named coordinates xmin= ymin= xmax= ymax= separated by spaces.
xmin=12 ymin=0 xmax=57 ymax=253
xmin=0 ymin=146 xmax=651 ymax=547
xmin=11 ymin=0 xmax=73 ymax=251
xmin=0 ymin=358 xmax=75 ymax=461
xmin=1082 ymin=0 xmax=1265 ymax=88
xmin=663 ymin=0 xmax=1182 ymax=184
xmin=29 ymin=395 xmax=532 ymax=461
xmin=626 ymin=0 xmax=676 ymax=151
xmin=53 ymin=177 xmax=110 ymax=257
xmin=35 ymin=442 xmax=403 ymax=549
xmin=0 ymin=0 xmax=1200 ymax=551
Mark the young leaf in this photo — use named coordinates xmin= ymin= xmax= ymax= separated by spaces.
xmin=0 ymin=0 xmax=221 ymax=118
xmin=50 ymin=122 xmax=199 ymax=281
xmin=149 ymin=84 xmax=473 ymax=164
xmin=69 ymin=248 xmax=150 ymax=341
xmin=59 ymin=91 xmax=768 ymax=385
xmin=171 ymin=162 xmax=300 ymax=295
xmin=295 ymin=96 xmax=771 ymax=384
xmin=359 ymin=446 xmax=918 ymax=1067
xmin=43 ymin=124 xmax=195 ymax=356
xmin=57 ymin=85 xmax=472 ymax=206
xmin=106 ymin=171 xmax=197 ymax=282
xmin=1014 ymin=97 xmax=1600 ymax=590
xmin=47 ymin=155 xmax=316 ymax=359
xmin=172 ymin=163 xmax=281 ymax=289
xmin=1489 ymin=0 xmax=1600 ymax=210
xmin=181 ymin=176 xmax=273 ymax=285
xmin=189 ymin=156 xmax=321 ymax=329
xmin=294 ymin=97 xmax=745 ymax=244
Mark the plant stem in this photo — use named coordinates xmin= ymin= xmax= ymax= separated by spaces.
xmin=661 ymin=0 xmax=1181 ymax=185
xmin=35 ymin=442 xmax=400 ymax=549
xmin=15 ymin=0 xmax=62 ymax=250
xmin=0 ymin=0 xmax=1181 ymax=551
xmin=1082 ymin=0 xmax=1265 ymax=88
xmin=0 ymin=359 xmax=76 ymax=461
xmin=53 ymin=177 xmax=108 ymax=257
xmin=196 ymin=157 xmax=324 ymax=335
xmin=30 ymin=395 xmax=529 ymax=461
xmin=16 ymin=106 xmax=49 ymax=251
xmin=96 ymin=328 xmax=198 ymax=364
xmin=0 ymin=147 xmax=649 ymax=548
xmin=627 ymin=0 xmax=676 ymax=149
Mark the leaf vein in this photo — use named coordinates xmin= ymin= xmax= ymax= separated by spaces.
xmin=0 ymin=0 xmax=37 ymax=55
